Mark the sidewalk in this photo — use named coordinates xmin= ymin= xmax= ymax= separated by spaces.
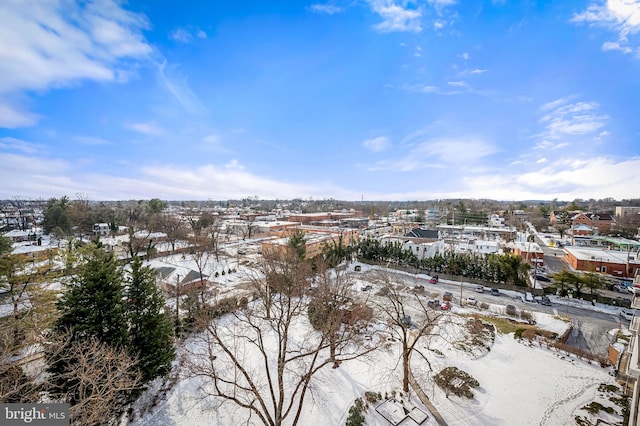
xmin=408 ymin=369 xmax=448 ymax=426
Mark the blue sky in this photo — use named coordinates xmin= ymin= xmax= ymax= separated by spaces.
xmin=1 ymin=0 xmax=639 ymax=201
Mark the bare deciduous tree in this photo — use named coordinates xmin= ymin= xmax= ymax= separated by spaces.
xmin=308 ymin=259 xmax=373 ymax=365
xmin=374 ymin=272 xmax=445 ymax=393
xmin=186 ymin=253 xmax=375 ymax=426
xmin=152 ymin=213 xmax=186 ymax=253
xmin=46 ymin=333 xmax=142 ymax=426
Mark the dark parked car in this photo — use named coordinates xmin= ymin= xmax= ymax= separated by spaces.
xmin=443 ymin=291 xmax=453 ymax=301
xmin=540 ymin=296 xmax=552 ymax=306
xmin=535 ymin=274 xmax=552 ymax=282
xmin=427 ymin=299 xmax=440 ymax=309
xmin=491 ymin=288 xmax=500 ymax=296
xmin=506 ymin=304 xmax=517 ymax=316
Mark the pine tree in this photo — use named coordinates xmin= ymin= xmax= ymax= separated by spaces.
xmin=55 ymin=243 xmax=128 ymax=346
xmin=47 ymin=243 xmax=129 ymax=402
xmin=126 ymin=257 xmax=175 ymax=383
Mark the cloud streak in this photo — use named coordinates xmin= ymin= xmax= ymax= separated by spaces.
xmin=572 ymin=0 xmax=640 ymax=55
xmin=537 ymin=98 xmax=609 ymax=141
xmin=363 ymin=136 xmax=391 ymax=152
xmin=0 ymin=0 xmax=152 ymax=128
xmin=368 ymin=0 xmax=423 ymax=33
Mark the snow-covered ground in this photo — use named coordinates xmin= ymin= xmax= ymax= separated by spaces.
xmin=130 ymin=313 xmax=619 ymax=426
xmin=127 ymin=258 xmax=623 ymax=426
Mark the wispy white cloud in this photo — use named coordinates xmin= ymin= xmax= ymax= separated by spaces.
xmin=0 ymin=137 xmax=43 ymax=154
xmin=368 ymin=0 xmax=423 ymax=33
xmin=169 ymin=27 xmax=208 ymax=43
xmin=602 ymin=40 xmax=633 ymax=53
xmin=403 ymin=84 xmax=463 ymax=95
xmin=203 ymin=134 xmax=220 ymax=145
xmin=428 ymin=0 xmax=457 ymax=7
xmin=537 ymin=98 xmax=609 ymax=140
xmin=0 ymin=0 xmax=151 ymax=128
xmin=0 ymin=101 xmax=40 ymax=128
xmin=367 ymin=137 xmax=498 ymax=171
xmin=169 ymin=28 xmax=193 ymax=43
xmin=157 ymin=60 xmax=207 ymax=114
xmin=404 ymin=80 xmax=494 ymax=96
xmin=571 ymin=0 xmax=640 ymax=55
xmin=126 ymin=122 xmax=164 ymax=136
xmin=73 ymin=136 xmax=113 ymax=146
xmin=363 ymin=136 xmax=391 ymax=152
xmin=308 ymin=4 xmax=344 ymax=14
xmin=533 ymin=140 xmax=569 ymax=150
xmin=0 ymin=150 xmax=361 ymax=200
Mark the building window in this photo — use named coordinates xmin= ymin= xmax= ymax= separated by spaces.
xmin=601 ymin=266 xmax=607 ymax=273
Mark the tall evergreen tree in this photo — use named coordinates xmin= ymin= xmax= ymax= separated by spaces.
xmin=47 ymin=243 xmax=129 ymax=407
xmin=126 ymin=257 xmax=175 ymax=382
xmin=288 ymin=229 xmax=307 ymax=260
xmin=54 ymin=243 xmax=128 ymax=346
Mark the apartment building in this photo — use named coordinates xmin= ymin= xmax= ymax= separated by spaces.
xmin=623 ymin=272 xmax=640 ymax=425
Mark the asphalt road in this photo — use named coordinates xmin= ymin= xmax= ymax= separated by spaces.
xmin=373 ymin=271 xmax=623 ymax=356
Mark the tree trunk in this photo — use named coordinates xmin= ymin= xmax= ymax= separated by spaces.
xmin=402 ymin=346 xmax=410 ymax=393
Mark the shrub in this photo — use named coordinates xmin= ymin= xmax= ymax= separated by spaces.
xmin=521 ymin=329 xmax=537 ymax=340
xmin=599 ymin=383 xmax=619 ymax=393
xmin=520 ymin=310 xmax=533 ymax=322
xmin=582 ymin=401 xmax=614 ymax=415
xmin=434 ymin=366 xmax=479 ymax=399
xmin=364 ymin=391 xmax=380 ymax=404
xmin=345 ymin=398 xmax=365 ymax=426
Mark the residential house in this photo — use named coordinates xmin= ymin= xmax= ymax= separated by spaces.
xmin=571 ymin=212 xmax=615 ymax=234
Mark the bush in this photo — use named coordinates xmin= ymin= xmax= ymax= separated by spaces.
xmin=364 ymin=391 xmax=380 ymax=404
xmin=434 ymin=366 xmax=479 ymax=399
xmin=599 ymin=383 xmax=619 ymax=393
xmin=520 ymin=310 xmax=533 ymax=322
xmin=345 ymin=398 xmax=365 ymax=426
xmin=582 ymin=401 xmax=614 ymax=415
xmin=521 ymin=329 xmax=537 ymax=340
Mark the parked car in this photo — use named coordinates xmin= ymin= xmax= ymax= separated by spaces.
xmin=534 ymin=274 xmax=552 ymax=282
xmin=361 ymin=284 xmax=373 ymax=292
xmin=440 ymin=301 xmax=451 ymax=311
xmin=414 ymin=284 xmax=425 ymax=291
xmin=491 ymin=288 xmax=500 ymax=296
xmin=506 ymin=304 xmax=517 ymax=316
xmin=429 ymin=275 xmax=439 ymax=284
xmin=427 ymin=299 xmax=440 ymax=309
xmin=620 ymin=308 xmax=635 ymax=321
xmin=475 ymin=285 xmax=484 ymax=293
xmin=466 ymin=296 xmax=477 ymax=306
xmin=540 ymin=296 xmax=552 ymax=306
xmin=443 ymin=291 xmax=453 ymax=301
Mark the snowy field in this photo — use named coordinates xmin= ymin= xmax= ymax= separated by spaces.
xmin=130 ymin=315 xmax=619 ymax=426
xmin=127 ymin=258 xmax=624 ymax=426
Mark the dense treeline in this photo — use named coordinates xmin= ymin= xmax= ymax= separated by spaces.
xmin=321 ymin=237 xmax=530 ymax=287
